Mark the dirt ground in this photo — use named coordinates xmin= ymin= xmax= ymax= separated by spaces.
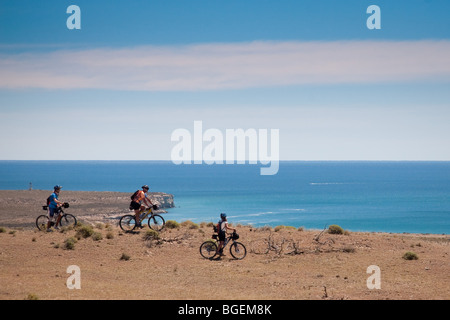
xmin=1 ymin=222 xmax=449 ymax=300
xmin=0 ymin=190 xmax=449 ymax=300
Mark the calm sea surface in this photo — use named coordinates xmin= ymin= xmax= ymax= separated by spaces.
xmin=0 ymin=161 xmax=449 ymax=234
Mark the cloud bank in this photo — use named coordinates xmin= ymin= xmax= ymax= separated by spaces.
xmin=1 ymin=40 xmax=450 ymax=91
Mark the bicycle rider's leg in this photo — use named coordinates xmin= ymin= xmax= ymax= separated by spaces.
xmin=46 ymin=216 xmax=52 ymax=231
xmin=134 ymin=209 xmax=141 ymax=227
xmin=217 ymin=241 xmax=224 ymax=255
xmin=47 ymin=207 xmax=55 ymax=231
xmin=55 ymin=210 xmax=62 ymax=229
xmin=135 ymin=205 xmax=146 ymax=227
xmin=216 ymin=231 xmax=226 ymax=255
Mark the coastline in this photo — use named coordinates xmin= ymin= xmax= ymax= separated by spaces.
xmin=0 ymin=190 xmax=174 ymax=228
xmin=1 ymin=161 xmax=449 ymax=234
xmin=0 ymin=190 xmax=448 ymax=236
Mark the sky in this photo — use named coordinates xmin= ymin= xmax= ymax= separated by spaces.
xmin=0 ymin=0 xmax=450 ymax=161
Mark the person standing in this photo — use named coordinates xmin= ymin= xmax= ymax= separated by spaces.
xmin=47 ymin=185 xmax=64 ymax=232
xmin=216 ymin=213 xmax=236 ymax=256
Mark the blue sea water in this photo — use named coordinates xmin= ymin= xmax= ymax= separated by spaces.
xmin=0 ymin=161 xmax=449 ymax=234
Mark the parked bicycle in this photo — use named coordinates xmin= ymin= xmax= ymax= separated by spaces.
xmin=119 ymin=205 xmax=165 ymax=232
xmin=200 ymin=230 xmax=246 ymax=260
xmin=36 ymin=202 xmax=77 ymax=231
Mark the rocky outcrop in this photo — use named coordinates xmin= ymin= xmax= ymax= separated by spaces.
xmin=149 ymin=192 xmax=175 ymax=209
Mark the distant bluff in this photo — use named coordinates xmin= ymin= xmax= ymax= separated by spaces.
xmin=150 ymin=192 xmax=175 ymax=208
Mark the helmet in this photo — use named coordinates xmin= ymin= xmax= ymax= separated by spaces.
xmin=142 ymin=185 xmax=149 ymax=190
xmin=220 ymin=213 xmax=227 ymax=219
xmin=54 ymin=185 xmax=62 ymax=190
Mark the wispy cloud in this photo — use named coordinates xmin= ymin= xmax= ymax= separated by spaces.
xmin=1 ymin=40 xmax=450 ymax=91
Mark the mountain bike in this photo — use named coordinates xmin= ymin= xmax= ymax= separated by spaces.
xmin=199 ymin=231 xmax=246 ymax=260
xmin=36 ymin=203 xmax=77 ymax=231
xmin=119 ymin=206 xmax=165 ymax=232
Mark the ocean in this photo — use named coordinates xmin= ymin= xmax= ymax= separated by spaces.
xmin=0 ymin=161 xmax=449 ymax=234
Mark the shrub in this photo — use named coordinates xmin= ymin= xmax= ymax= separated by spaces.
xmin=25 ymin=293 xmax=39 ymax=300
xmin=274 ymin=225 xmax=296 ymax=232
xmin=64 ymin=237 xmax=77 ymax=250
xmin=274 ymin=225 xmax=284 ymax=232
xmin=92 ymin=232 xmax=103 ymax=241
xmin=0 ymin=227 xmax=6 ymax=233
xmin=143 ymin=229 xmax=160 ymax=241
xmin=59 ymin=225 xmax=73 ymax=233
xmin=120 ymin=253 xmax=130 ymax=261
xmin=328 ymin=225 xmax=344 ymax=235
xmin=342 ymin=246 xmax=356 ymax=253
xmin=403 ymin=252 xmax=418 ymax=260
xmin=95 ymin=223 xmax=104 ymax=229
xmin=106 ymin=231 xmax=114 ymax=239
xmin=165 ymin=220 xmax=180 ymax=229
xmin=75 ymin=225 xmax=94 ymax=239
xmin=181 ymin=220 xmax=199 ymax=229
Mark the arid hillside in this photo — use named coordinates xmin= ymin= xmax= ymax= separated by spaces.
xmin=1 ymin=220 xmax=448 ymax=300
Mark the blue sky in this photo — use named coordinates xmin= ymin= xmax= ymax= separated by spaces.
xmin=1 ymin=0 xmax=450 ymax=160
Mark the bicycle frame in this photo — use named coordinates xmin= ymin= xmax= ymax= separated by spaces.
xmin=219 ymin=234 xmax=236 ymax=249
xmin=139 ymin=207 xmax=154 ymax=221
xmin=119 ymin=206 xmax=165 ymax=232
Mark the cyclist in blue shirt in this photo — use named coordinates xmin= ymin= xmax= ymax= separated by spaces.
xmin=47 ymin=185 xmax=64 ymax=232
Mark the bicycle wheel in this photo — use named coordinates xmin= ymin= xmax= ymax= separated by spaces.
xmin=199 ymin=241 xmax=218 ymax=259
xmin=148 ymin=214 xmax=165 ymax=231
xmin=230 ymin=242 xmax=247 ymax=260
xmin=59 ymin=214 xmax=77 ymax=228
xmin=119 ymin=215 xmax=137 ymax=232
xmin=36 ymin=215 xmax=49 ymax=231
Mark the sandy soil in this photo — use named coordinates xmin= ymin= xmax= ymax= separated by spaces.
xmin=0 ymin=191 xmax=449 ymax=300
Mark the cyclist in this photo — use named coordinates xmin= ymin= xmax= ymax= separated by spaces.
xmin=47 ymin=185 xmax=64 ymax=232
xmin=131 ymin=185 xmax=154 ymax=228
xmin=216 ymin=213 xmax=236 ymax=256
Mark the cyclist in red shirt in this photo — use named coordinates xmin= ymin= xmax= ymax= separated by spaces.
xmin=130 ymin=185 xmax=154 ymax=228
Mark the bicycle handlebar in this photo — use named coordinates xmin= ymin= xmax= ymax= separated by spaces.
xmin=42 ymin=202 xmax=70 ymax=211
